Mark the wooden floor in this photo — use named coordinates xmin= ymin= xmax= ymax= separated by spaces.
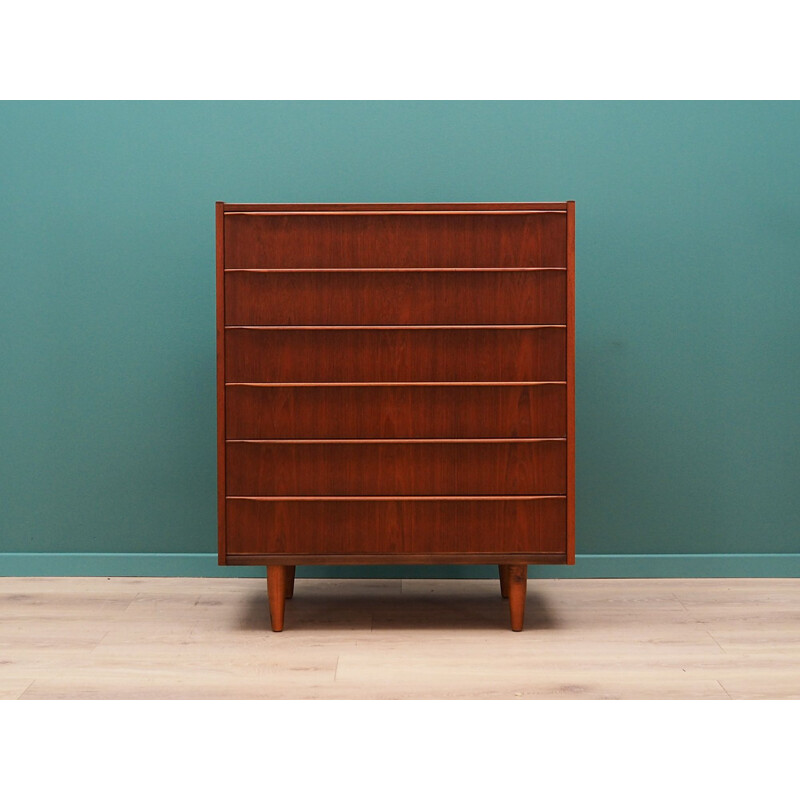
xmin=1 ymin=576 xmax=798 ymax=699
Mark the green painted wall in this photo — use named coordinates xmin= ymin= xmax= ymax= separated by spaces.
xmin=1 ymin=101 xmax=798 ymax=577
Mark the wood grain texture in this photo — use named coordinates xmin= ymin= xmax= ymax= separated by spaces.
xmin=224 ymin=268 xmax=566 ymax=326
xmin=225 ymin=326 xmax=566 ymax=383
xmin=499 ymin=564 xmax=511 ymax=599
xmin=225 ymin=382 xmax=566 ymax=439
xmin=508 ymin=564 xmax=528 ymax=631
xmin=216 ymin=202 xmax=227 ymax=564
xmin=566 ymin=200 xmax=576 ymax=565
xmin=266 ymin=566 xmax=287 ymax=631
xmin=224 ymin=210 xmax=567 ymax=269
xmin=285 ymin=566 xmax=296 ymax=599
xmin=225 ymin=553 xmax=569 ymax=566
xmin=225 ymin=439 xmax=566 ymax=496
xmin=225 ymin=497 xmax=567 ymax=556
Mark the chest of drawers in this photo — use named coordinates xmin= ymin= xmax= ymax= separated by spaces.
xmin=216 ymin=202 xmax=575 ymax=631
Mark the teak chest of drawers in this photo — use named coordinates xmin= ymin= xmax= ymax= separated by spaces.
xmin=216 ymin=202 xmax=575 ymax=631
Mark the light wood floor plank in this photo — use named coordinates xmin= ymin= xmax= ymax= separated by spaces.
xmin=1 ymin=576 xmax=798 ymax=699
xmin=0 ymin=679 xmax=35 ymax=700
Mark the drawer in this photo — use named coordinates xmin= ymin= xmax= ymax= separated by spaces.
xmin=224 ymin=211 xmax=567 ymax=269
xmin=225 ymin=439 xmax=566 ymax=496
xmin=225 ymin=382 xmax=566 ymax=439
xmin=224 ymin=269 xmax=566 ymax=326
xmin=226 ymin=496 xmax=567 ymax=556
xmin=225 ymin=326 xmax=566 ymax=383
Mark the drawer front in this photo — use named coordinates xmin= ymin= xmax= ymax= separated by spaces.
xmin=224 ymin=211 xmax=567 ymax=269
xmin=225 ymin=383 xmax=566 ymax=439
xmin=224 ymin=269 xmax=566 ymax=326
xmin=226 ymin=496 xmax=567 ymax=555
xmin=225 ymin=327 xmax=566 ymax=383
xmin=225 ymin=440 xmax=566 ymax=496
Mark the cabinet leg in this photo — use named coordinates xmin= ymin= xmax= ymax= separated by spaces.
xmin=498 ymin=565 xmax=510 ymax=599
xmin=507 ymin=564 xmax=528 ymax=632
xmin=285 ymin=566 xmax=296 ymax=599
xmin=267 ymin=566 xmax=288 ymax=632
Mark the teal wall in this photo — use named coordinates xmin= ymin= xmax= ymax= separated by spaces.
xmin=1 ymin=101 xmax=799 ymax=578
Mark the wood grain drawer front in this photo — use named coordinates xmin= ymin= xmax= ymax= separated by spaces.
xmin=224 ymin=211 xmax=567 ymax=269
xmin=226 ymin=496 xmax=567 ymax=556
xmin=225 ymin=383 xmax=566 ymax=439
xmin=225 ymin=327 xmax=566 ymax=383
xmin=224 ymin=269 xmax=566 ymax=326
xmin=225 ymin=440 xmax=566 ymax=496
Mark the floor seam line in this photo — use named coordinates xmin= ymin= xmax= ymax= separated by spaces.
xmin=717 ymin=679 xmax=733 ymax=699
xmin=672 ymin=592 xmax=691 ymax=614
xmin=706 ymin=630 xmax=727 ymax=654
xmin=17 ymin=679 xmax=36 ymax=700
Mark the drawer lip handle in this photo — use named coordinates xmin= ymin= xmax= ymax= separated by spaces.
xmin=225 ymin=210 xmax=567 ymax=216
xmin=224 ymin=267 xmax=568 ymax=272
xmin=226 ymin=495 xmax=567 ymax=501
xmin=225 ymin=324 xmax=567 ymax=330
xmin=225 ymin=381 xmax=567 ymax=387
xmin=225 ymin=437 xmax=566 ymax=444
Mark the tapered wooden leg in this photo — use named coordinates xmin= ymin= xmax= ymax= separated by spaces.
xmin=267 ymin=566 xmax=288 ymax=632
xmin=498 ymin=565 xmax=510 ymax=599
xmin=285 ymin=566 xmax=296 ymax=599
xmin=507 ymin=564 xmax=528 ymax=632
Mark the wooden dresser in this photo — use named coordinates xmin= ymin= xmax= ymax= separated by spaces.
xmin=216 ymin=202 xmax=575 ymax=631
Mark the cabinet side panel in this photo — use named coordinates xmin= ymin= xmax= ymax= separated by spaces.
xmin=216 ymin=202 xmax=227 ymax=563
xmin=566 ymin=201 xmax=576 ymax=564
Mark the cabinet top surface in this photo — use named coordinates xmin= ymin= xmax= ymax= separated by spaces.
xmin=219 ymin=202 xmax=572 ymax=213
